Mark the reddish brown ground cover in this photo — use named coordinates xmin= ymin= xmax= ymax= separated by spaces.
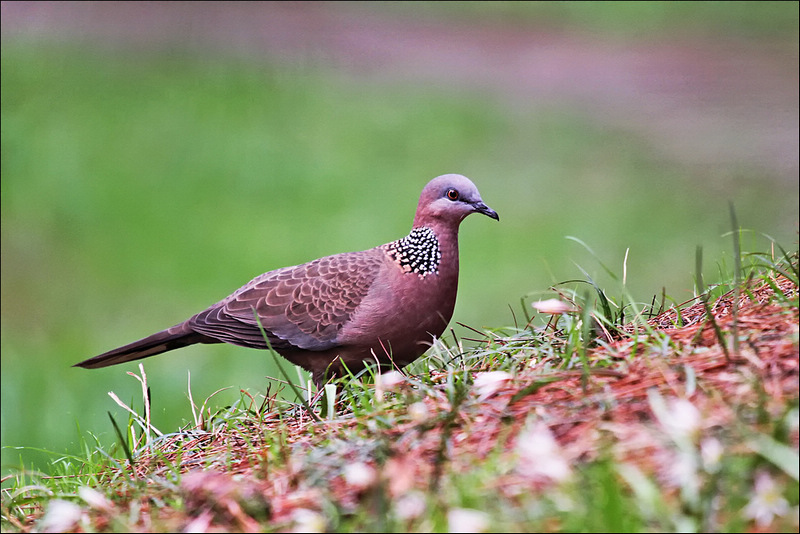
xmin=59 ymin=274 xmax=794 ymax=532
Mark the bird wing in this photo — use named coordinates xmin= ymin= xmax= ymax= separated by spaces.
xmin=187 ymin=249 xmax=385 ymax=351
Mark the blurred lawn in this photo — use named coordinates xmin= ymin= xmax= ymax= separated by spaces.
xmin=2 ymin=8 xmax=798 ymax=475
xmin=394 ymin=1 xmax=800 ymax=39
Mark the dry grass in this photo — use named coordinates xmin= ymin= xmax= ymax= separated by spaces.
xmin=5 ymin=273 xmax=798 ymax=532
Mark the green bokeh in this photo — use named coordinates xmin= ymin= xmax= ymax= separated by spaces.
xmin=2 ymin=3 xmax=798 ymax=475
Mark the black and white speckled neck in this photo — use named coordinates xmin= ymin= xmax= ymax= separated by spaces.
xmin=384 ymin=227 xmax=441 ymax=277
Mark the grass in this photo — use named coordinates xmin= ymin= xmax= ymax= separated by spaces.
xmin=2 ymin=1 xmax=798 ymax=514
xmin=2 ymin=231 xmax=797 ymax=531
xmin=384 ymin=1 xmax=799 ymax=42
xmin=3 ymin=40 xmax=798 ymax=475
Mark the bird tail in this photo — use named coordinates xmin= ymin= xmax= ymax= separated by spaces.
xmin=74 ymin=325 xmax=211 ymax=369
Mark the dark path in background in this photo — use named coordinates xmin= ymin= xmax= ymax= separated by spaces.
xmin=2 ymin=1 xmax=797 ymax=182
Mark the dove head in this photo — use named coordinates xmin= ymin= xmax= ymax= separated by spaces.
xmin=412 ymin=174 xmax=499 ymax=228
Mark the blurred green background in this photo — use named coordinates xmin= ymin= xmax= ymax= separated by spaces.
xmin=2 ymin=2 xmax=798 ymax=475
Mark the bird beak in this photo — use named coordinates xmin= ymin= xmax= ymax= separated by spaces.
xmin=473 ymin=201 xmax=499 ymax=221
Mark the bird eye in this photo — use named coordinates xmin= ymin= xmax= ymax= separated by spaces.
xmin=446 ymin=188 xmax=459 ymax=201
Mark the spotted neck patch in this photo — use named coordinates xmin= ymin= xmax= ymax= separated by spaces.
xmin=384 ymin=226 xmax=441 ymax=277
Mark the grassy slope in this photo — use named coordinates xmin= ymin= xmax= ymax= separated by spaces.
xmin=2 ymin=38 xmax=797 ymax=475
xmin=1 ymin=3 xmax=798 ymax=527
xmin=2 ymin=247 xmax=797 ymax=532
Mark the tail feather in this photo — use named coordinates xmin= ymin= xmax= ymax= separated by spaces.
xmin=74 ymin=326 xmax=213 ymax=369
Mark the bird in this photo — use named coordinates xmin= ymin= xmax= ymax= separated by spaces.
xmin=75 ymin=174 xmax=499 ymax=387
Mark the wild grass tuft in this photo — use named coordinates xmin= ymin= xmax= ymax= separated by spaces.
xmin=2 ymin=234 xmax=797 ymax=532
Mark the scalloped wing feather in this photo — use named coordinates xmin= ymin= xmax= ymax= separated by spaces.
xmin=187 ymin=249 xmax=385 ymax=351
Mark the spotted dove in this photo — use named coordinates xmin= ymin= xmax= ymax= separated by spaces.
xmin=75 ymin=174 xmax=499 ymax=386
